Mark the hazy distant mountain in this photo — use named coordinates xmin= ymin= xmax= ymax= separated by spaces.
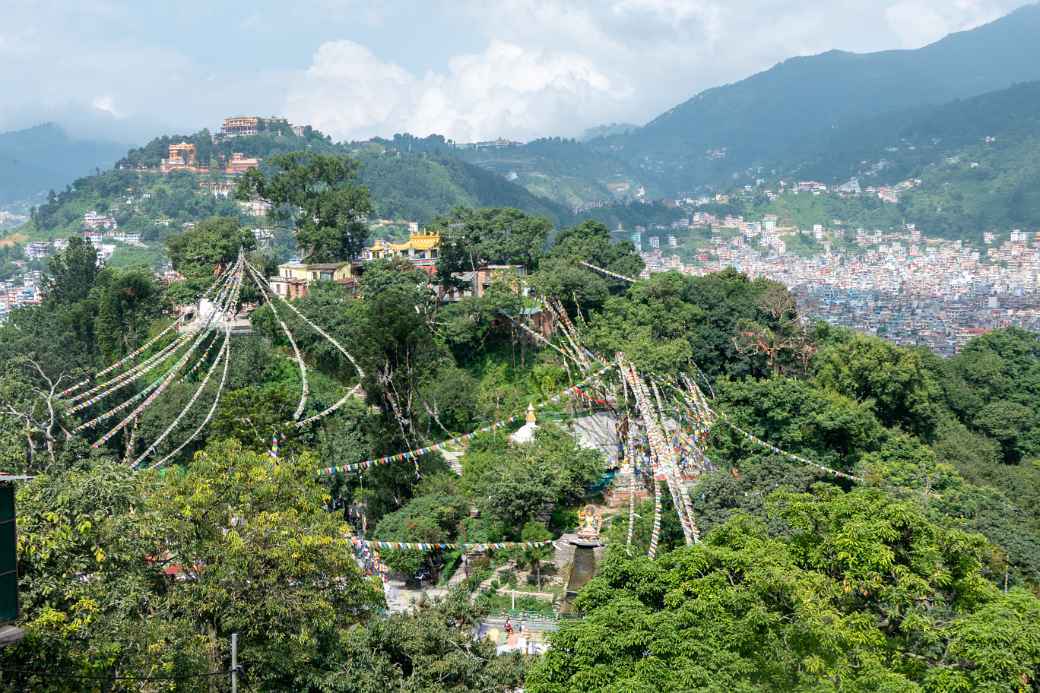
xmin=579 ymin=123 xmax=638 ymax=141
xmin=591 ymin=3 xmax=1040 ymax=194
xmin=0 ymin=123 xmax=126 ymax=204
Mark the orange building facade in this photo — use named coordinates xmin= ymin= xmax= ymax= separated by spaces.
xmin=225 ymin=153 xmax=260 ymax=174
xmin=160 ymin=143 xmax=209 ymax=173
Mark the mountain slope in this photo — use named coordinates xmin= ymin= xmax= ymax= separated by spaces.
xmin=795 ymin=79 xmax=1040 ymax=183
xmin=0 ymin=123 xmax=126 ymax=204
xmin=715 ymin=80 xmax=1040 ymax=241
xmin=355 ymin=150 xmax=569 ymax=223
xmin=360 ymin=132 xmax=647 ymax=209
xmin=594 ymin=3 xmax=1040 ymax=193
xmin=794 ymin=80 xmax=1040 ymax=238
xmin=454 ymin=137 xmax=647 ymax=208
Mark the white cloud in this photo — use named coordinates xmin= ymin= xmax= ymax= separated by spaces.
xmin=434 ymin=0 xmax=1031 ymax=133
xmin=285 ymin=41 xmax=413 ymax=140
xmin=0 ymin=0 xmax=1034 ymax=143
xmin=91 ymin=95 xmax=121 ymax=118
xmin=286 ymin=39 xmax=628 ymax=142
xmin=884 ymin=0 xmax=1007 ymax=48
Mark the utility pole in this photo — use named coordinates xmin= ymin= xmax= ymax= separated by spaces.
xmin=231 ymin=633 xmax=238 ymax=693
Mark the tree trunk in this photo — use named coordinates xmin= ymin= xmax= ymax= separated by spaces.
xmin=208 ymin=622 xmax=221 ymax=693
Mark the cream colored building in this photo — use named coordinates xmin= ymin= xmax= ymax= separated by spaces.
xmin=268 ymin=261 xmax=355 ymax=300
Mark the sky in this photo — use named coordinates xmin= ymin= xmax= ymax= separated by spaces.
xmin=0 ymin=0 xmax=1034 ymax=145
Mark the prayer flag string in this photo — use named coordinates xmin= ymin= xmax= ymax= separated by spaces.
xmin=349 ymin=537 xmax=557 ymax=552
xmin=317 ymin=364 xmax=612 ymax=476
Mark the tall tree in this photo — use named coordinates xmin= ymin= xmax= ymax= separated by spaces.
xmin=165 ymin=215 xmax=255 ymax=288
xmin=43 ymin=237 xmax=99 ymax=306
xmin=433 ymin=207 xmax=553 ymax=283
xmin=530 ymin=220 xmax=642 ymax=315
xmin=94 ymin=269 xmax=166 ymax=361
xmin=151 ymin=440 xmax=384 ymax=690
xmin=2 ymin=460 xmax=210 ymax=692
xmin=238 ymin=152 xmax=372 ymax=262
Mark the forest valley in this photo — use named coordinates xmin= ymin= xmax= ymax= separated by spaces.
xmin=2 ymin=152 xmax=1040 ymax=692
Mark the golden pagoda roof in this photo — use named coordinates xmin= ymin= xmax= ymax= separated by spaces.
xmin=390 ymin=231 xmax=440 ymax=252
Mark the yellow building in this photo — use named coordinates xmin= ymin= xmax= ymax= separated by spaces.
xmin=268 ymin=261 xmax=355 ymax=299
xmin=362 ymin=230 xmax=440 ymax=275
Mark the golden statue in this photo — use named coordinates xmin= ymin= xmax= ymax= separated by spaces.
xmin=576 ymin=504 xmax=602 ymax=541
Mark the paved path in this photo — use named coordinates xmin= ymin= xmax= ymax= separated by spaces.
xmin=477 ymin=615 xmax=559 ymax=655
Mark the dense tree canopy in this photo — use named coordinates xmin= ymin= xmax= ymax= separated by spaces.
xmin=165 ymin=215 xmax=254 ymax=279
xmin=531 ymin=220 xmax=643 ymax=314
xmin=530 ymin=486 xmax=1040 ymax=692
xmin=8 ymin=158 xmax=1040 ymax=692
xmin=433 ymin=206 xmax=553 ymax=283
xmin=814 ymin=328 xmax=943 ymax=440
xmin=238 ymin=152 xmax=373 ymax=262
xmin=3 ymin=442 xmax=385 ymax=692
xmin=586 ymin=268 xmax=812 ymax=380
xmin=94 ymin=268 xmax=166 ymax=362
xmin=938 ymin=328 xmax=1040 ymax=462
xmin=43 ymin=237 xmax=99 ymax=306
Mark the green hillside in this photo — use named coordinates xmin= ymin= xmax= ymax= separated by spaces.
xmin=723 ymin=136 xmax=1040 ymax=242
xmin=358 ymin=133 xmax=647 ymax=210
xmin=898 ymin=135 xmax=1040 ymax=238
xmin=795 ymin=80 xmax=1040 ymax=184
xmin=13 ymin=128 xmax=571 ymax=255
xmin=358 ymin=150 xmax=568 ymax=222
xmin=703 ymin=80 xmax=1040 ymax=240
xmin=118 ymin=128 xmax=568 ymax=224
xmin=454 ymin=137 xmax=648 ymax=208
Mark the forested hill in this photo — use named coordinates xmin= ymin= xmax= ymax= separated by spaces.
xmin=0 ymin=123 xmax=125 ymax=204
xmin=357 ymin=149 xmax=567 ymax=223
xmin=706 ymin=80 xmax=1040 ymax=240
xmin=795 ymin=79 xmax=1040 ymax=183
xmin=115 ymin=128 xmax=569 ymax=224
xmin=586 ymin=3 xmax=1040 ymax=193
xmin=348 ymin=132 xmax=650 ymax=211
xmin=452 ymin=137 xmax=648 ymax=208
xmin=782 ymin=79 xmax=1040 ymax=237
